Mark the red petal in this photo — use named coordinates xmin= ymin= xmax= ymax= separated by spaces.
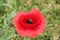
xmin=13 ymin=8 xmax=46 ymax=38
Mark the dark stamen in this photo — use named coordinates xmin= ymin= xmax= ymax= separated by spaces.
xmin=26 ymin=19 xmax=32 ymax=24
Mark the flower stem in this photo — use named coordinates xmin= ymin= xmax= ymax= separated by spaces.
xmin=24 ymin=37 xmax=31 ymax=40
xmin=31 ymin=38 xmax=32 ymax=40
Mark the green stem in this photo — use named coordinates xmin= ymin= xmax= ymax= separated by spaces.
xmin=31 ymin=39 xmax=32 ymax=40
xmin=24 ymin=37 xmax=31 ymax=40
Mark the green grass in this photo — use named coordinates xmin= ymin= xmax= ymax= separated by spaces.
xmin=0 ymin=0 xmax=60 ymax=40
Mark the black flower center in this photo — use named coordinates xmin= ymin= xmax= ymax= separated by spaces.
xmin=26 ymin=19 xmax=32 ymax=24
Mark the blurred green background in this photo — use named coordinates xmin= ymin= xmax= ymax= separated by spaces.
xmin=0 ymin=0 xmax=60 ymax=40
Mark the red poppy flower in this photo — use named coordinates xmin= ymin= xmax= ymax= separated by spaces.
xmin=13 ymin=9 xmax=46 ymax=38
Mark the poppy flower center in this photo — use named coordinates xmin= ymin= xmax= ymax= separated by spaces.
xmin=26 ymin=19 xmax=33 ymax=24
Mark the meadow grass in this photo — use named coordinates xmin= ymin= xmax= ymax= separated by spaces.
xmin=0 ymin=0 xmax=60 ymax=40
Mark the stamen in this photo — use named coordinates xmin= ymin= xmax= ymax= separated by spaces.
xmin=26 ymin=19 xmax=32 ymax=24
